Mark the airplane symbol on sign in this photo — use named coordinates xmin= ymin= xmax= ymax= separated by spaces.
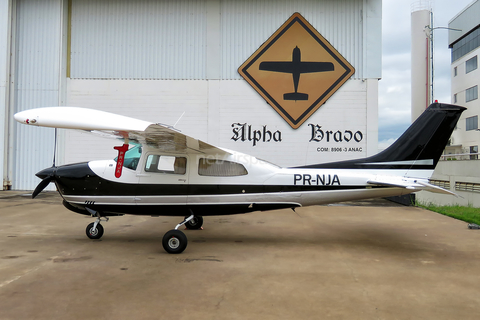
xmin=259 ymin=46 xmax=334 ymax=101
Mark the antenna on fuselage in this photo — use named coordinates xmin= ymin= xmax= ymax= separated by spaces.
xmin=53 ymin=128 xmax=57 ymax=167
xmin=156 ymin=111 xmax=185 ymax=132
xmin=173 ymin=111 xmax=185 ymax=129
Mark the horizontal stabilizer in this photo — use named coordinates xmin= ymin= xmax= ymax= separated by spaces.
xmin=367 ymin=176 xmax=458 ymax=197
xmin=284 ymin=92 xmax=308 ymax=101
xmin=416 ymin=181 xmax=459 ymax=197
xmin=367 ymin=178 xmax=416 ymax=189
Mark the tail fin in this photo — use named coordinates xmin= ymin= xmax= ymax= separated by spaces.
xmin=298 ymin=103 xmax=466 ymax=169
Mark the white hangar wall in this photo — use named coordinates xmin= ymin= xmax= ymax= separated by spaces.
xmin=3 ymin=0 xmax=63 ymax=191
xmin=65 ymin=0 xmax=381 ymax=166
xmin=3 ymin=0 xmax=382 ymax=190
xmin=0 ymin=0 xmax=9 ymax=190
xmin=65 ymin=78 xmax=376 ymax=168
xmin=69 ymin=0 xmax=379 ymax=80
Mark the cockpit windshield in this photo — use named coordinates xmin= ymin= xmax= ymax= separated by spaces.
xmin=114 ymin=145 xmax=142 ymax=170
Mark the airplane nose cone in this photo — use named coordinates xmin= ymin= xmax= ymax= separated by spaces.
xmin=35 ymin=162 xmax=95 ymax=180
xmin=33 ymin=162 xmax=97 ymax=198
xmin=36 ymin=166 xmax=56 ymax=179
xmin=55 ymin=162 xmax=95 ymax=179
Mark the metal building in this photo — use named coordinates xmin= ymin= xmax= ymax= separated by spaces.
xmin=410 ymin=2 xmax=432 ymax=123
xmin=1 ymin=0 xmax=382 ymax=191
xmin=448 ymin=0 xmax=480 ymax=156
xmin=417 ymin=0 xmax=480 ymax=208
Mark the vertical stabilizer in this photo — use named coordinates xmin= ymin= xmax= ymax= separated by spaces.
xmin=297 ymin=103 xmax=466 ymax=170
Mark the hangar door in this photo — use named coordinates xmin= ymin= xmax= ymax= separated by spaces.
xmin=8 ymin=0 xmax=62 ymax=190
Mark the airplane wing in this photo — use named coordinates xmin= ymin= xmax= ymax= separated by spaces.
xmin=367 ymin=176 xmax=458 ymax=196
xmin=128 ymin=123 xmax=227 ymax=154
xmin=259 ymin=61 xmax=294 ymax=73
xmin=14 ymin=107 xmax=230 ymax=155
xmin=260 ymin=61 xmax=334 ymax=74
xmin=298 ymin=62 xmax=334 ymax=73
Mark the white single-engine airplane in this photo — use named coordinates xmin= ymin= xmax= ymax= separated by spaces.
xmin=14 ymin=102 xmax=465 ymax=254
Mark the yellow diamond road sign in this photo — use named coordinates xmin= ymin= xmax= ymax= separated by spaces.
xmin=238 ymin=12 xmax=355 ymax=129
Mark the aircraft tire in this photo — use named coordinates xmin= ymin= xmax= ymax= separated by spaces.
xmin=86 ymin=222 xmax=104 ymax=240
xmin=162 ymin=229 xmax=188 ymax=254
xmin=185 ymin=216 xmax=203 ymax=230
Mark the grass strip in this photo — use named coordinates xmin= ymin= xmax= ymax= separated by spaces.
xmin=418 ymin=203 xmax=480 ymax=225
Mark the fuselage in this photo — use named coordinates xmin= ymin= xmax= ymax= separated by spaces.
xmin=42 ymin=146 xmax=428 ymax=217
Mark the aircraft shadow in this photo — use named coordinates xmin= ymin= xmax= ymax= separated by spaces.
xmin=73 ymin=224 xmax=454 ymax=259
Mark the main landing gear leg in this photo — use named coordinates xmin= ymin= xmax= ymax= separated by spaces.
xmin=162 ymin=214 xmax=196 ymax=254
xmin=85 ymin=208 xmax=108 ymax=240
xmin=184 ymin=215 xmax=203 ymax=230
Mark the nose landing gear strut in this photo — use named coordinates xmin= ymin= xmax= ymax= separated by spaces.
xmin=85 ymin=208 xmax=108 ymax=240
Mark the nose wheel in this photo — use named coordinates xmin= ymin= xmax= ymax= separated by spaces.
xmin=85 ymin=208 xmax=108 ymax=240
xmin=86 ymin=222 xmax=104 ymax=239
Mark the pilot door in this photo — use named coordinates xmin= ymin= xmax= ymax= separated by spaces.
xmin=135 ymin=153 xmax=189 ymax=207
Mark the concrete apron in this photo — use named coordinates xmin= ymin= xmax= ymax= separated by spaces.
xmin=1 ymin=193 xmax=479 ymax=319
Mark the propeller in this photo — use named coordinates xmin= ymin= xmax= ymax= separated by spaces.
xmin=32 ymin=128 xmax=58 ymax=199
xmin=32 ymin=174 xmax=54 ymax=199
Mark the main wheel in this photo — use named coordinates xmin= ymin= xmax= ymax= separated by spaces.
xmin=162 ymin=229 xmax=188 ymax=254
xmin=185 ymin=216 xmax=203 ymax=230
xmin=86 ymin=222 xmax=104 ymax=240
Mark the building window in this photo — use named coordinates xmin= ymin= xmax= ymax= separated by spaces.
xmin=453 ymin=93 xmax=457 ymax=103
xmin=470 ymin=146 xmax=478 ymax=160
xmin=456 ymin=181 xmax=480 ymax=192
xmin=466 ymin=56 xmax=478 ymax=73
xmin=466 ymin=116 xmax=478 ymax=131
xmin=451 ymin=27 xmax=480 ymax=62
xmin=454 ymin=66 xmax=458 ymax=77
xmin=466 ymin=86 xmax=478 ymax=102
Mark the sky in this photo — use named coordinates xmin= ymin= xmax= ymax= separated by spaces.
xmin=378 ymin=0 xmax=475 ymax=150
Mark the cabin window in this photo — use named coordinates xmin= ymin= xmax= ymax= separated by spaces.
xmin=115 ymin=145 xmax=142 ymax=170
xmin=145 ymin=155 xmax=186 ymax=175
xmin=198 ymin=159 xmax=248 ymax=176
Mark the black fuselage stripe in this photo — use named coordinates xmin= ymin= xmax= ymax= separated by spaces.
xmin=55 ymin=176 xmax=385 ymax=196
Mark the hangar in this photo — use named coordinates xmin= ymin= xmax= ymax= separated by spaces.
xmin=1 ymin=0 xmax=382 ymax=191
